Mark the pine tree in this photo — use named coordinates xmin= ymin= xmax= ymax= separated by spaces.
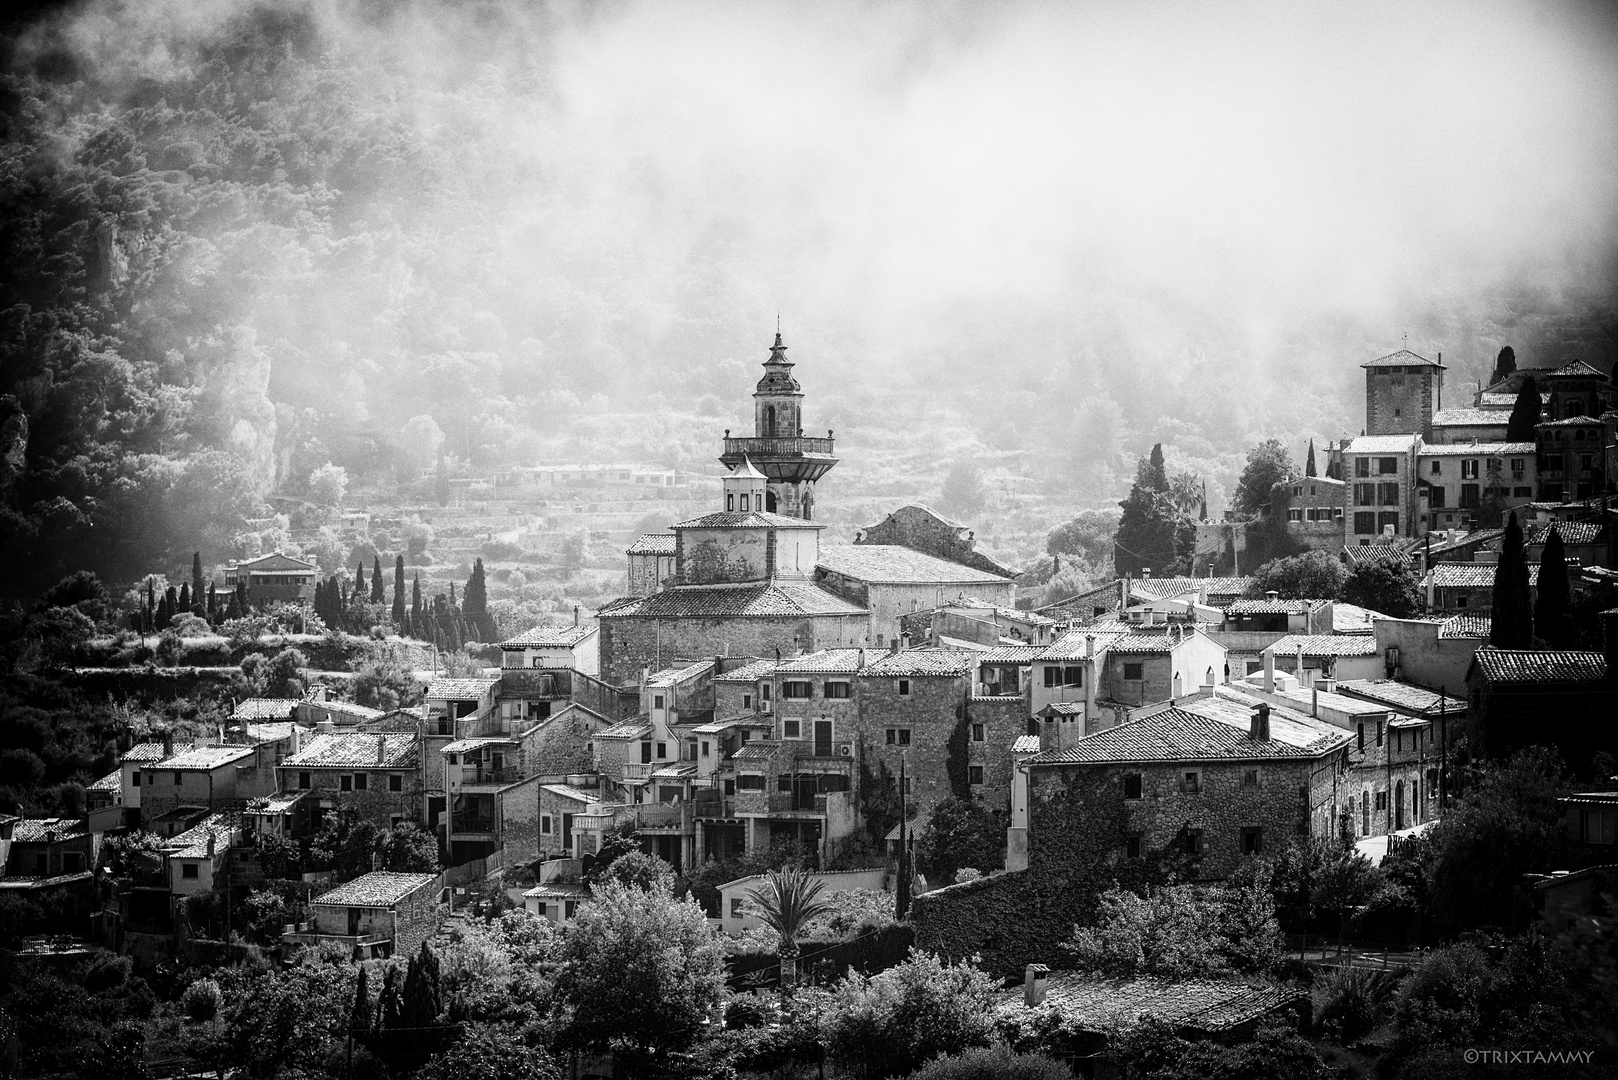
xmin=1490 ymin=345 xmax=1516 ymax=385
xmin=1306 ymin=439 xmax=1317 ymax=478
xmin=435 ymin=447 xmax=450 ymax=507
xmin=191 ymin=552 xmax=205 ymax=614
xmin=392 ymin=555 xmax=406 ymax=623
xmin=1506 ymin=376 xmax=1542 ymax=442
xmin=1490 ymin=511 xmax=1533 ymax=648
xmin=371 ymin=556 xmax=385 ymax=603
xmin=1533 ymin=524 xmax=1570 ymax=647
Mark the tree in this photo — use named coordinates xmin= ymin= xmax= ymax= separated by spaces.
xmin=308 ymin=462 xmax=349 ymax=507
xmin=435 ymin=448 xmax=450 ymax=507
xmin=594 ymin=850 xmax=674 ymax=892
xmin=940 ymin=460 xmax=986 ymax=519
xmin=1339 ymin=560 xmax=1422 ymax=618
xmin=746 ymin=868 xmax=835 ymax=988
xmin=1252 ymin=550 xmax=1347 ymax=599
xmin=551 ymin=880 xmax=727 ymax=1065
xmin=1233 ymin=438 xmax=1298 ymax=517
xmin=820 ymin=950 xmax=1000 ymax=1079
xmin=914 ymin=797 xmax=1005 ymax=885
xmin=1305 ymin=438 xmax=1317 ymax=478
xmin=1114 ymin=451 xmax=1185 ymax=577
xmin=177 ymin=581 xmax=191 ymax=615
xmin=392 ymin=555 xmax=407 ymax=623
xmin=1490 ymin=511 xmax=1533 ymax=648
xmin=416 ymin=1024 xmax=561 ymax=1080
xmin=191 ymin=552 xmax=206 ymax=615
xmin=379 ymin=823 xmax=440 ymax=873
xmin=371 ymin=556 xmax=385 ymax=603
xmin=1491 ymin=344 xmax=1517 ymax=385
xmin=1064 ymin=882 xmax=1282 ymax=978
xmin=1506 ymin=376 xmax=1542 ymax=441
xmin=1534 ymin=524 xmax=1571 ymax=647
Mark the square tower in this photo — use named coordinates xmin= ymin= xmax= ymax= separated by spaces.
xmin=1363 ymin=349 xmax=1444 ymax=438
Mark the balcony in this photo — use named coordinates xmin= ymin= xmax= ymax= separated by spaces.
xmin=722 ymin=435 xmax=836 ymax=458
xmin=628 ymin=803 xmax=692 ymax=831
xmin=497 ymin=670 xmax=567 ymax=697
xmin=455 ymin=766 xmax=521 ymax=787
xmin=450 ymin=812 xmax=495 ymax=835
xmin=622 ymin=763 xmax=655 ymax=781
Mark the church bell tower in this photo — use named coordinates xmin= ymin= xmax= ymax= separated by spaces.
xmin=717 ymin=330 xmax=839 ymax=519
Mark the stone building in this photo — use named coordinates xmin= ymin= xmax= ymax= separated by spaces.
xmin=1363 ymin=349 xmax=1444 ymax=439
xmin=1274 ymin=474 xmax=1347 ymax=555
xmin=137 ymin=744 xmax=277 ymax=821
xmin=497 ymin=623 xmax=600 ymax=679
xmin=1536 ymin=417 xmax=1608 ymax=503
xmin=625 ymin=533 xmax=676 ymax=596
xmin=1344 ymin=434 xmax=1422 ymax=543
xmin=1416 ymin=441 xmax=1536 ymax=532
xmin=277 ymin=732 xmax=423 ymax=830
xmin=1466 ymin=647 xmax=1615 ymax=773
xmin=222 ymin=551 xmax=317 ymax=605
xmin=290 ymin=871 xmax=443 ymax=959
xmin=855 ymin=650 xmax=978 ymax=819
xmin=815 ymin=544 xmax=1017 ymax=648
xmin=854 ymin=504 xmax=1019 ymax=579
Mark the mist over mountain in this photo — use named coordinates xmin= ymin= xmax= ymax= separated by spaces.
xmin=2 ymin=0 xmax=1616 ymax=597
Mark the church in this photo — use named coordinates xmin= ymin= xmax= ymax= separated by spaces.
xmin=597 ymin=331 xmax=1018 ymax=687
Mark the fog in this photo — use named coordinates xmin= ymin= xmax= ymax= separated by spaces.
xmin=10 ymin=0 xmax=1618 ymax=519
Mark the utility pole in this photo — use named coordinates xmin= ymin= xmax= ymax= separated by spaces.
xmin=895 ymin=754 xmax=910 ymax=920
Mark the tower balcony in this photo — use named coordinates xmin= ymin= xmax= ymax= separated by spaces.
xmin=719 ymin=436 xmax=839 ymax=484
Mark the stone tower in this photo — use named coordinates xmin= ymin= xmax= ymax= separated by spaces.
xmin=717 ymin=331 xmax=839 ymax=519
xmin=1363 ymin=349 xmax=1444 ymax=439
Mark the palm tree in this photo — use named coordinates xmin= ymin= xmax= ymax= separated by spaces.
xmin=746 ymin=867 xmax=834 ymax=989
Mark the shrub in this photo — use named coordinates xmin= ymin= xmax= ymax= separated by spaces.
xmin=908 ymin=1043 xmax=1073 ymax=1080
xmin=1313 ymin=965 xmax=1401 ymax=1044
xmin=821 ymin=950 xmax=999 ymax=1078
xmin=183 ymin=977 xmax=224 ymax=1021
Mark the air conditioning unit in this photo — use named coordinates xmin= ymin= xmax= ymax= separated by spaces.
xmin=761 ymin=700 xmax=773 ymax=713
xmin=837 ymin=743 xmax=854 ymax=757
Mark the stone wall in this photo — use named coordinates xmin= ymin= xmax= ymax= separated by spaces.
xmin=599 ymin=612 xmax=868 ymax=687
xmin=963 ymin=695 xmax=1029 ymax=812
xmin=524 ymin=705 xmax=605 ymax=777
xmin=1365 ymin=366 xmax=1439 ymax=439
xmin=276 ymin=765 xmax=423 ymax=826
xmin=497 ymin=775 xmax=545 ymax=862
xmin=855 ymin=673 xmax=968 ymax=819
xmin=677 ymin=527 xmax=770 ymax=585
xmin=855 ymin=505 xmax=1018 ymax=578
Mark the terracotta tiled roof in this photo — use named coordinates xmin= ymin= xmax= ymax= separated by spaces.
xmin=1343 ymin=434 xmax=1419 ymax=454
xmin=816 ymin=544 xmax=1012 ymax=584
xmin=166 ymin=814 xmax=238 ymax=859
xmin=1030 ymin=705 xmax=1347 ymax=766
xmin=1477 ymin=391 xmax=1548 ymax=408
xmin=500 ymin=624 xmax=596 ymax=648
xmin=998 ymin=974 xmax=1307 ymax=1034
xmin=122 ymin=741 xmax=193 ymax=763
xmin=673 ymin=510 xmax=824 ymax=529
xmin=1224 ymin=598 xmax=1322 ymax=615
xmin=973 ymin=645 xmax=1044 ymax=663
xmin=1011 ymin=735 xmax=1043 ymax=753
xmin=234 ymin=698 xmax=299 ymax=720
xmin=11 ymin=818 xmax=89 ymax=843
xmin=1527 ymin=522 xmax=1604 ymax=546
xmin=158 ymin=745 xmax=257 ymax=770
xmin=595 ymin=721 xmax=653 ymax=740
xmin=1342 ymin=542 xmax=1417 ymax=567
xmin=646 ymin=660 xmax=714 ymax=686
xmin=1362 ymin=349 xmax=1443 ymax=368
xmin=230 ymin=551 xmax=316 ymax=572
xmin=1265 ymin=635 xmax=1378 ymax=657
xmin=1429 ymin=563 xmax=1540 ymax=588
xmin=313 ymin=871 xmax=439 ymax=908
xmin=1439 ymin=614 xmax=1491 ymax=639
xmin=715 ymin=659 xmax=781 ymax=683
xmin=281 ymin=733 xmax=419 ymax=769
xmin=1419 ymin=441 xmax=1532 ymax=455
xmin=777 ymin=649 xmax=867 ymax=674
xmin=1537 ymin=416 xmax=1606 ymax=428
xmin=862 ymin=650 xmax=976 ymax=677
xmin=1108 ymin=630 xmax=1208 ymax=655
xmin=87 ymin=770 xmax=121 ymax=792
xmin=1129 ymin=576 xmax=1255 ymax=601
xmin=1470 ymin=649 xmax=1607 ymax=684
xmin=425 ymin=677 xmax=499 ymax=699
xmin=1335 ymin=680 xmax=1465 ymax=715
xmin=732 ymin=741 xmax=781 ymax=761
xmin=1545 ymin=359 xmax=1607 ymax=378
xmin=1332 ymin=603 xmax=1384 ymax=633
xmin=1035 ymin=628 xmax=1129 ymax=661
xmin=1427 ymin=410 xmax=1511 ymax=430
xmin=598 ymin=582 xmax=865 ymax=619
xmin=945 ymin=597 xmax=1057 ymax=624
xmin=541 ymin=784 xmax=599 ymax=803
xmin=245 ymin=791 xmax=307 ymax=814
xmin=1426 ymin=529 xmax=1504 ymax=555
xmin=624 ymin=533 xmax=677 ymax=556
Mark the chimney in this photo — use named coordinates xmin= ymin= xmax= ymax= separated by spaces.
xmin=1249 ymin=703 xmax=1271 ymax=741
xmin=889 ymin=638 xmax=901 ymax=656
xmin=377 ymin=737 xmax=386 ymax=765
xmin=1263 ymin=650 xmax=1275 ymax=693
xmin=1265 ymin=590 xmax=1279 ymax=601
xmin=1141 ymin=568 xmax=1152 ymax=579
xmin=1085 ymin=634 xmax=1095 ymax=660
xmin=1296 ymin=643 xmax=1306 ymax=686
xmin=1024 ymin=963 xmax=1050 ymax=1007
xmin=574 ymin=605 xmax=580 ymax=627
xmin=206 ymin=832 xmax=216 ymax=857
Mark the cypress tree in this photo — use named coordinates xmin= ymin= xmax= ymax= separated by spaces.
xmin=207 ymin=582 xmax=218 ymax=620
xmin=1490 ymin=345 xmax=1516 ymax=385
xmin=1490 ymin=511 xmax=1534 ymax=648
xmin=464 ymin=559 xmax=486 ymax=616
xmin=354 ymin=561 xmax=366 ymax=602
xmin=146 ymin=578 xmax=156 ymax=629
xmin=177 ymin=582 xmax=191 ymax=615
xmin=1533 ymin=524 xmax=1570 ymax=647
xmin=411 ymin=574 xmax=422 ymax=617
xmin=236 ymin=580 xmax=249 ymax=614
xmin=1114 ymin=452 xmax=1182 ymax=577
xmin=1305 ymin=439 xmax=1317 ymax=478
xmin=157 ymin=586 xmax=177 ymax=630
xmin=1145 ymin=442 xmax=1170 ymax=493
xmin=392 ymin=555 xmax=407 ymax=623
xmin=1506 ymin=376 xmax=1542 ymax=442
xmin=371 ymin=556 xmax=385 ymax=603
xmin=435 ymin=447 xmax=450 ymax=507
xmin=191 ymin=552 xmax=205 ymax=614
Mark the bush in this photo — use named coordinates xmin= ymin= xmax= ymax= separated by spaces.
xmin=908 ymin=1043 xmax=1073 ymax=1080
xmin=183 ymin=978 xmax=224 ymax=1021
xmin=821 ymin=950 xmax=999 ymax=1078
xmin=1313 ymin=965 xmax=1401 ymax=1044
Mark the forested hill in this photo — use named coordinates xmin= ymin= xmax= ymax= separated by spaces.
xmin=1 ymin=1 xmax=1615 ymax=599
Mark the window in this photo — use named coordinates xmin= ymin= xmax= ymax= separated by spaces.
xmin=782 ymin=681 xmax=812 ymax=699
xmin=743 ymin=694 xmax=752 ymax=709
xmin=701 ymin=740 xmax=711 ymax=758
xmin=388 ymin=774 xmax=404 ymax=793
xmin=971 ymin=723 xmax=985 ymax=742
xmin=1511 ymin=458 xmax=1525 ymax=473
xmin=1378 ymin=511 xmax=1399 ymax=534
xmin=1242 ymin=768 xmax=1259 ymax=788
xmin=1241 ymin=827 xmax=1264 ymax=855
xmin=1545 ymin=454 xmax=1564 ymax=471
xmin=1582 ymin=454 xmax=1595 ymax=472
xmin=1461 ymin=459 xmax=1479 ymax=480
xmin=1580 ymin=809 xmax=1617 ymax=845
xmin=1378 ymin=457 xmax=1398 ymax=475
xmin=542 ymin=816 xmax=552 ymax=834
xmin=897 ymin=679 xmax=911 ymax=697
xmin=1357 ymin=724 xmax=1364 ymax=751
xmin=1184 ymin=830 xmax=1204 ymax=856
xmin=1354 ymin=511 xmax=1377 ymax=535
xmin=1379 ymin=482 xmax=1399 ymax=506
xmin=641 ymin=742 xmax=653 ymax=764
xmin=782 ymin=719 xmax=802 ymax=739
xmin=726 ymin=493 xmax=735 ymax=511
xmin=354 ymin=773 xmax=367 ymax=791
xmin=901 ymin=777 xmax=912 ymax=794
xmin=656 ymin=742 xmax=667 ymax=759
xmin=1376 ymin=721 xmax=1383 ymax=746
xmin=298 ymin=771 xmax=310 ymax=790
xmin=173 ymin=771 xmax=183 ymax=786
xmin=1514 ymin=486 xmax=1533 ymax=497
xmin=1427 ymin=485 xmax=1445 ymax=508
xmin=565 ymin=900 xmax=578 ymax=919
xmin=340 ymin=775 xmax=353 ymax=792
xmin=778 ymin=774 xmax=794 ymax=792
xmin=824 ymin=681 xmax=851 ymax=699
xmin=1125 ymin=835 xmax=1143 ymax=859
xmin=1354 ymin=482 xmax=1374 ymax=506
xmin=968 ymin=766 xmax=984 ymax=785
xmin=737 ymin=774 xmax=765 ymax=790
xmin=1123 ymin=662 xmax=1144 ymax=681
xmin=651 ymin=693 xmax=667 ymax=710
xmin=1123 ymin=773 xmax=1143 ymax=800
xmin=730 ymin=897 xmax=745 ymax=918
xmin=1356 ymin=458 xmax=1370 ymax=477
xmin=390 ymin=815 xmax=404 ymax=829
xmin=740 ymin=493 xmax=750 ymax=511
xmin=1430 ymin=460 xmax=1442 ymax=475
xmin=182 ymin=864 xmax=199 ymax=879
xmin=1459 ymin=483 xmax=1480 ymax=508
xmin=1375 ymin=790 xmax=1388 ymax=810
xmin=1181 ymin=770 xmax=1201 ymax=794
xmin=1288 ymin=508 xmax=1303 ymax=523
xmin=885 ymin=728 xmax=912 ymax=746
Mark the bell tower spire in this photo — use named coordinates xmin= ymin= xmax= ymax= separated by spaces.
xmin=717 ymin=327 xmax=838 ymax=519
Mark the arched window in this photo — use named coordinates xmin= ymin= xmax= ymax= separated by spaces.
xmin=726 ymin=493 xmax=735 ymax=511
xmin=765 ymin=490 xmax=777 ymax=512
xmin=765 ymin=404 xmax=776 ymax=436
xmin=739 ymin=493 xmax=749 ymax=512
xmin=1567 ymin=400 xmax=1584 ymax=417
